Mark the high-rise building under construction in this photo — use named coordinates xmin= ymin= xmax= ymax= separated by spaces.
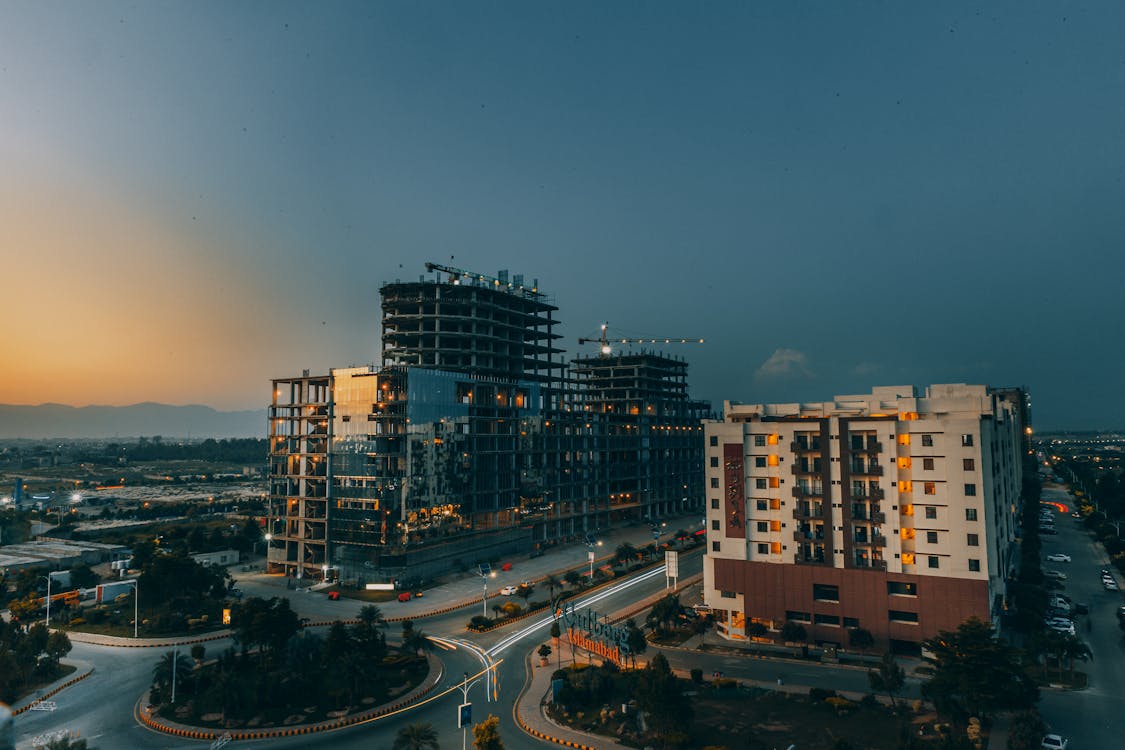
xmin=267 ymin=265 xmax=710 ymax=582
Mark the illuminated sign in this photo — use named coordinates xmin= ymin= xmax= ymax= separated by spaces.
xmin=557 ymin=601 xmax=631 ymax=657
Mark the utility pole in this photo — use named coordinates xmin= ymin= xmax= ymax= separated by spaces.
xmin=457 ymin=671 xmax=479 ymax=750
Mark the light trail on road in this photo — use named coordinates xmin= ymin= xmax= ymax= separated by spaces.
xmin=486 ymin=564 xmax=667 ymax=658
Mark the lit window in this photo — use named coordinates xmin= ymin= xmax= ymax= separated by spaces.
xmin=901 ymin=553 xmax=916 ymax=565
xmin=768 ymin=454 xmax=779 ymax=467
xmin=768 ymin=433 xmax=779 ymax=445
xmin=769 ymin=477 xmax=780 ymax=489
xmin=924 ymin=483 xmax=936 ymax=495
xmin=770 ymin=520 xmax=781 ymax=532
xmin=898 ymin=434 xmax=911 ymax=446
xmin=900 ymin=480 xmax=913 ymax=493
xmin=769 ymin=498 xmax=781 ymax=510
xmin=898 ymin=457 xmax=912 ymax=469
xmin=902 ymin=503 xmax=914 ymax=516
xmin=901 ymin=528 xmax=915 ymax=540
xmin=771 ymin=542 xmax=782 ymax=554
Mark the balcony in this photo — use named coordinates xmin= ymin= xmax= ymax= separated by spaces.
xmin=871 ymin=512 xmax=887 ymax=524
xmin=849 ymin=441 xmax=883 ymax=454
xmin=792 ymin=486 xmax=823 ymax=499
xmin=795 ymin=553 xmax=829 ymax=565
xmin=790 ymin=441 xmax=821 ymax=453
xmin=791 ymin=463 xmax=821 ymax=476
xmin=849 ymin=463 xmax=884 ymax=476
xmin=793 ymin=530 xmax=824 ymax=542
xmin=872 ymin=560 xmax=888 ymax=571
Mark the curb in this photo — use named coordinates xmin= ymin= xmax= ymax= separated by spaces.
xmin=66 ymin=630 xmax=233 ymax=649
xmin=12 ymin=667 xmax=95 ymax=716
xmin=513 ymin=652 xmax=605 ymax=750
xmin=137 ymin=651 xmax=443 ymax=741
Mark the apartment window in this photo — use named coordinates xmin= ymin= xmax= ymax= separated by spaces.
xmin=814 ymin=613 xmax=840 ymax=626
xmin=709 ymin=436 xmax=718 ymax=447
xmin=925 ymin=506 xmax=937 ymax=519
xmin=757 ymin=521 xmax=768 ymax=533
xmin=922 ymin=434 xmax=933 ymax=447
xmin=754 ymin=456 xmax=767 ymax=468
xmin=968 ymin=559 xmax=981 ymax=572
xmin=924 ymin=482 xmax=936 ymax=495
xmin=887 ymin=581 xmax=918 ymax=596
xmin=923 ymin=458 xmax=934 ymax=471
xmin=843 ymin=617 xmax=860 ymax=628
xmin=965 ymin=508 xmax=978 ymax=521
xmin=721 ymin=590 xmax=736 ymax=599
xmin=961 ymin=434 xmax=974 ymax=447
xmin=754 ymin=435 xmax=766 ymax=447
xmin=813 ymin=584 xmax=840 ymax=602
xmin=710 ymin=478 xmax=720 ymax=488
xmin=712 ymin=541 xmax=721 ymax=552
xmin=757 ymin=543 xmax=770 ymax=554
xmin=967 ymin=533 xmax=979 ymax=546
xmin=964 ymin=483 xmax=977 ymax=496
xmin=712 ymin=520 xmax=720 ymax=530
xmin=711 ymin=498 xmax=719 ymax=510
xmin=889 ymin=610 xmax=919 ymax=624
xmin=756 ymin=500 xmax=768 ymax=511
xmin=963 ymin=458 xmax=975 ymax=471
xmin=710 ymin=456 xmax=719 ymax=468
xmin=769 ymin=477 xmax=780 ymax=489
xmin=927 ymin=556 xmax=939 ymax=569
xmin=755 ymin=478 xmax=767 ymax=490
xmin=785 ymin=610 xmax=812 ymax=623
xmin=926 ymin=531 xmax=938 ymax=544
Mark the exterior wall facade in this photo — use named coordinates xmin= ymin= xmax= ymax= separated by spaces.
xmin=269 ymin=270 xmax=710 ymax=583
xmin=702 ymin=384 xmax=1026 ymax=650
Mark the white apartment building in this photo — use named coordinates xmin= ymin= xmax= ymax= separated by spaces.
xmin=702 ymin=384 xmax=1027 ymax=653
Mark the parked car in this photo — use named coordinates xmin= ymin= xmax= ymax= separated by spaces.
xmin=1043 ymin=570 xmax=1067 ymax=580
xmin=1041 ymin=733 xmax=1068 ymax=750
xmin=1045 ymin=617 xmax=1074 ymax=628
xmin=1071 ymin=511 xmax=1082 ymax=518
xmin=1105 ymin=579 xmax=1119 ymax=591
xmin=397 ymin=591 xmax=412 ymax=602
xmin=1047 ymin=622 xmax=1075 ymax=636
xmin=1045 ymin=553 xmax=1071 ymax=563
xmin=1117 ymin=604 xmax=1125 ymax=621
xmin=499 ymin=585 xmax=518 ymax=596
xmin=1040 ymin=527 xmax=1058 ymax=535
xmin=327 ymin=591 xmax=340 ymax=601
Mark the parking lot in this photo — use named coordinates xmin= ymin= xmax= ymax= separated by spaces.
xmin=1036 ymin=483 xmax=1125 ymax=749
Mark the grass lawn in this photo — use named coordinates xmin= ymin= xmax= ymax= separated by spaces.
xmin=13 ymin=663 xmax=78 ymax=704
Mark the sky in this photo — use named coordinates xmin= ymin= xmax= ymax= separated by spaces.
xmin=2 ymin=2 xmax=1124 ymax=429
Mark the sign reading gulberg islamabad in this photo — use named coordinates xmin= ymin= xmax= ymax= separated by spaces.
xmin=556 ymin=601 xmax=631 ymax=665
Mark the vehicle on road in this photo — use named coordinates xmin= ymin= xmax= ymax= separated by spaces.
xmin=1105 ymin=579 xmax=1119 ymax=591
xmin=499 ymin=585 xmax=518 ymax=596
xmin=1117 ymin=605 xmax=1125 ymax=621
xmin=327 ymin=591 xmax=340 ymax=600
xmin=397 ymin=591 xmax=412 ymax=602
xmin=1041 ymin=733 xmax=1068 ymax=750
xmin=1048 ymin=622 xmax=1076 ymax=635
xmin=1071 ymin=511 xmax=1082 ymax=518
xmin=1044 ymin=570 xmax=1067 ymax=580
xmin=1045 ymin=554 xmax=1071 ymax=563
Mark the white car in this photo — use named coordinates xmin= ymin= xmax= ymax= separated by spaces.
xmin=499 ymin=585 xmax=518 ymax=596
xmin=1045 ymin=554 xmax=1071 ymax=563
xmin=1041 ymin=733 xmax=1068 ymax=750
xmin=1105 ymin=579 xmax=1119 ymax=591
xmin=1043 ymin=570 xmax=1067 ymax=580
xmin=1047 ymin=622 xmax=1075 ymax=636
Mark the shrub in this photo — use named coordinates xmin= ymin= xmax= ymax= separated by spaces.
xmin=860 ymin=693 xmax=879 ymax=708
xmin=690 ymin=668 xmax=703 ymax=684
xmin=468 ymin=615 xmax=492 ymax=630
xmin=809 ymin=687 xmax=837 ymax=701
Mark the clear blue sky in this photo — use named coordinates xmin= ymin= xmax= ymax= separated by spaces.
xmin=2 ymin=2 xmax=1123 ymax=429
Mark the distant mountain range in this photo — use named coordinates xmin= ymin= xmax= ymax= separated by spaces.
xmin=0 ymin=403 xmax=266 ymax=439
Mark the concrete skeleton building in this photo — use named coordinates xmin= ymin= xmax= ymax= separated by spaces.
xmin=268 ymin=265 xmax=709 ymax=583
xmin=702 ymin=384 xmax=1029 ymax=653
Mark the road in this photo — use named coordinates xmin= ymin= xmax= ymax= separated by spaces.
xmin=1037 ymin=483 xmax=1125 ymax=750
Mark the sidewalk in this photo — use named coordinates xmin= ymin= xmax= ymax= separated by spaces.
xmin=515 ymin=650 xmax=627 ymax=750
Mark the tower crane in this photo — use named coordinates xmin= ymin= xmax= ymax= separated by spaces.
xmin=577 ymin=322 xmax=705 ymax=357
xmin=423 ymin=261 xmax=543 ymax=298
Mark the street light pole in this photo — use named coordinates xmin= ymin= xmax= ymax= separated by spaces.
xmin=43 ymin=574 xmax=52 ymax=629
xmin=121 ymin=579 xmax=140 ymax=638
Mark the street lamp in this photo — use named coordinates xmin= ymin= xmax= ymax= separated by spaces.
xmin=39 ymin=573 xmax=54 ymax=629
xmin=477 ymin=566 xmax=497 ymax=617
xmin=585 ymin=538 xmax=602 ymax=579
xmin=120 ymin=579 xmax=140 ymax=639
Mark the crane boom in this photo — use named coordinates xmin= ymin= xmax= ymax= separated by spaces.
xmin=577 ymin=322 xmax=704 ymax=357
xmin=424 ymin=261 xmax=543 ymax=298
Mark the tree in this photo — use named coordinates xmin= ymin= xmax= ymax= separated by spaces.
xmin=537 ymin=643 xmax=552 ymax=663
xmin=393 ymin=721 xmax=441 ymax=750
xmin=404 ymin=629 xmax=433 ymax=657
xmin=563 ymin=570 xmax=582 ymax=589
xmin=44 ymin=630 xmax=72 ymax=669
xmin=614 ymin=543 xmax=638 ymax=567
xmin=645 ymin=594 xmax=684 ymax=635
xmin=780 ymin=621 xmax=807 ymax=644
xmin=1006 ymin=709 xmax=1046 ymax=750
xmin=625 ymin=621 xmax=648 ymax=669
xmin=922 ymin=617 xmax=1038 ymax=720
xmin=867 ymin=651 xmax=905 ymax=710
xmin=358 ymin=604 xmax=386 ymax=630
xmin=472 ymin=714 xmax=505 ymax=750
xmin=542 ymin=573 xmax=562 ymax=601
xmin=848 ymin=627 xmax=875 ymax=653
xmin=637 ymin=653 xmax=693 ymax=744
xmin=152 ymin=649 xmax=193 ymax=700
xmin=549 ymin=620 xmax=561 ymax=641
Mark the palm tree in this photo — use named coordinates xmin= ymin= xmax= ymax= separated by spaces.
xmin=151 ymin=650 xmax=193 ymax=700
xmin=405 ymin=629 xmax=434 ymax=657
xmin=542 ymin=573 xmax=562 ymax=601
xmin=393 ymin=721 xmax=440 ymax=750
xmin=358 ymin=604 xmax=386 ymax=630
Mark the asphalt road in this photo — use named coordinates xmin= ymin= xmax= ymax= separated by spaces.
xmin=1037 ymin=484 xmax=1125 ymax=749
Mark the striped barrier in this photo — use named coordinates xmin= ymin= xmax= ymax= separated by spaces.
xmin=13 ymin=668 xmax=94 ymax=716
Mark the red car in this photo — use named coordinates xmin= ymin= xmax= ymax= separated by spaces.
xmin=327 ymin=591 xmax=340 ymax=601
xmin=397 ymin=591 xmax=412 ymax=602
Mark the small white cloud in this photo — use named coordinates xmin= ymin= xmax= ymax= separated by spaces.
xmin=756 ymin=348 xmax=813 ymax=379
